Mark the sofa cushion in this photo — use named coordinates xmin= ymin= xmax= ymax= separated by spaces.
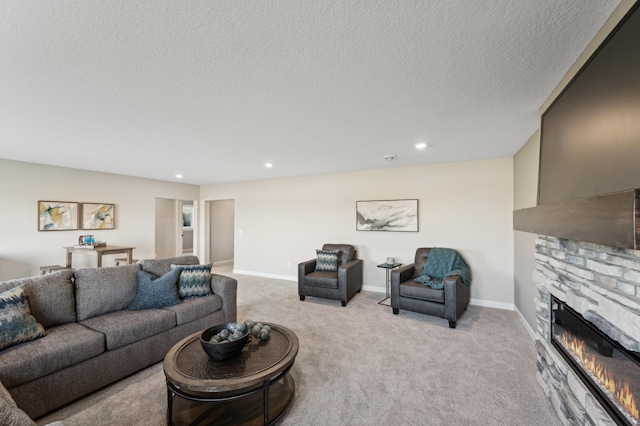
xmin=138 ymin=255 xmax=199 ymax=277
xmin=163 ymin=294 xmax=223 ymax=325
xmin=315 ymin=249 xmax=340 ymax=272
xmin=74 ymin=264 xmax=140 ymax=321
xmin=0 ymin=270 xmax=75 ymax=328
xmin=0 ymin=322 xmax=104 ymax=388
xmin=304 ymin=271 xmax=339 ymax=289
xmin=171 ymin=264 xmax=213 ymax=298
xmin=399 ymin=280 xmax=445 ymax=303
xmin=80 ymin=309 xmax=176 ymax=350
xmin=129 ymin=269 xmax=181 ymax=310
xmin=0 ymin=286 xmax=46 ymax=350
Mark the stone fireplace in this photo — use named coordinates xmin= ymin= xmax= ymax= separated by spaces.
xmin=533 ymin=236 xmax=640 ymax=425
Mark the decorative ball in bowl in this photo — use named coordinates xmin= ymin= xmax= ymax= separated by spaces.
xmin=200 ymin=323 xmax=250 ymax=361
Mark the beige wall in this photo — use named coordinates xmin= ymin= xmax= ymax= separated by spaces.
xmin=210 ymin=199 xmax=235 ymax=263
xmin=0 ymin=159 xmax=198 ymax=280
xmin=513 ymin=131 xmax=540 ymax=331
xmin=201 ymin=158 xmax=514 ymax=308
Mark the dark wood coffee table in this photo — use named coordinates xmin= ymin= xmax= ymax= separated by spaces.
xmin=163 ymin=323 xmax=299 ymax=426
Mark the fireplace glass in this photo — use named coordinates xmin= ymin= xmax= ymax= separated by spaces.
xmin=551 ymin=296 xmax=640 ymax=425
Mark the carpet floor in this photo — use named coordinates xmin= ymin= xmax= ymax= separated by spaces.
xmin=37 ymin=265 xmax=560 ymax=426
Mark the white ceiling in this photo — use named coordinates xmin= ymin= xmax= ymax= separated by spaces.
xmin=0 ymin=0 xmax=621 ymax=185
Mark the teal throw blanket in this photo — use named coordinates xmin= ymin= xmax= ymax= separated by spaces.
xmin=413 ymin=248 xmax=471 ymax=289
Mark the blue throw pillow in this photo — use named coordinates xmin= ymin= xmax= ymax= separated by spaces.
xmin=315 ymin=249 xmax=341 ymax=272
xmin=129 ymin=269 xmax=181 ymax=310
xmin=0 ymin=286 xmax=46 ymax=350
xmin=171 ymin=264 xmax=213 ymax=298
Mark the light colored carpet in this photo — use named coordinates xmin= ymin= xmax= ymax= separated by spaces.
xmin=37 ymin=266 xmax=560 ymax=425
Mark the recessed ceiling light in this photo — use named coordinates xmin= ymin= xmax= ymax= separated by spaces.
xmin=175 ymin=174 xmax=183 ymax=178
xmin=415 ymin=142 xmax=428 ymax=150
xmin=265 ymin=163 xmax=273 ymax=168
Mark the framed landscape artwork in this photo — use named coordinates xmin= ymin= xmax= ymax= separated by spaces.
xmin=356 ymin=199 xmax=418 ymax=232
xmin=82 ymin=203 xmax=115 ymax=230
xmin=38 ymin=201 xmax=79 ymax=231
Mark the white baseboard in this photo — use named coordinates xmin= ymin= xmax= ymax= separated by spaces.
xmin=469 ymin=298 xmax=514 ymax=311
xmin=362 ymin=284 xmax=385 ymax=293
xmin=514 ymin=306 xmax=537 ymax=341
xmin=233 ymin=269 xmax=297 ymax=282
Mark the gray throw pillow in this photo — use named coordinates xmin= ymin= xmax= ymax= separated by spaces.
xmin=129 ymin=269 xmax=181 ymax=310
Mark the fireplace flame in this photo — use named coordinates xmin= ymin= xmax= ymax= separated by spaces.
xmin=562 ymin=332 xmax=639 ymax=421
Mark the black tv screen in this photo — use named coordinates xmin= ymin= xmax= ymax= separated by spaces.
xmin=538 ymin=3 xmax=640 ymax=206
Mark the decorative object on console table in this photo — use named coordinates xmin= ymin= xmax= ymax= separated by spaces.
xmin=81 ymin=203 xmax=115 ymax=230
xmin=38 ymin=201 xmax=79 ymax=231
xmin=356 ymin=199 xmax=418 ymax=232
xmin=74 ymin=235 xmax=106 ymax=248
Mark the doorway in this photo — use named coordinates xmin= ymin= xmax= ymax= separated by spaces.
xmin=155 ymin=198 xmax=197 ymax=259
xmin=206 ymin=199 xmax=235 ymax=267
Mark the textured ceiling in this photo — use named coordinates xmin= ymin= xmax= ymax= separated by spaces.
xmin=0 ymin=0 xmax=621 ymax=185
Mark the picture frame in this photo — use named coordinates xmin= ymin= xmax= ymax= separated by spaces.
xmin=356 ymin=199 xmax=418 ymax=232
xmin=81 ymin=203 xmax=116 ymax=230
xmin=38 ymin=201 xmax=79 ymax=231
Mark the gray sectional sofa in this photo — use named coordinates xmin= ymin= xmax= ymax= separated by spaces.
xmin=0 ymin=255 xmax=237 ymax=420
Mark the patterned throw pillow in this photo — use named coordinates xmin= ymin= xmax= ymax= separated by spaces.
xmin=129 ymin=269 xmax=181 ymax=310
xmin=315 ymin=249 xmax=341 ymax=272
xmin=171 ymin=264 xmax=213 ymax=298
xmin=0 ymin=286 xmax=46 ymax=350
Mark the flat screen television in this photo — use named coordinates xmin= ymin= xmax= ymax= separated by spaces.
xmin=538 ymin=2 xmax=640 ymax=206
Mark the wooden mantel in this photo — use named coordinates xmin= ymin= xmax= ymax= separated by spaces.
xmin=513 ymin=189 xmax=640 ymax=250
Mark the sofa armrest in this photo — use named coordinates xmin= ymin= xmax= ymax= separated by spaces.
xmin=298 ymin=259 xmax=316 ymax=295
xmin=210 ymin=274 xmax=237 ymax=323
xmin=338 ymin=259 xmax=363 ymax=300
xmin=0 ymin=379 xmax=37 ymax=425
xmin=443 ymin=275 xmax=470 ymax=324
xmin=391 ymin=264 xmax=416 ymax=309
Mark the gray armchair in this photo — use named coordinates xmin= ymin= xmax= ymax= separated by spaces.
xmin=298 ymin=244 xmax=363 ymax=306
xmin=391 ymin=247 xmax=470 ymax=328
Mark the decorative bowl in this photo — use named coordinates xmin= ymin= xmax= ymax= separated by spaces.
xmin=200 ymin=323 xmax=250 ymax=361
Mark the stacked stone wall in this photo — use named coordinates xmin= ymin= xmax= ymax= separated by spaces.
xmin=533 ymin=236 xmax=640 ymax=426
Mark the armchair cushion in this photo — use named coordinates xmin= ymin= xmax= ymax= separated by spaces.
xmin=315 ymin=249 xmax=341 ymax=272
xmin=304 ymin=271 xmax=339 ymax=289
xmin=399 ymin=280 xmax=445 ymax=303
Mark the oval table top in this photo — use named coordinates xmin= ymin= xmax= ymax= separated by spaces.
xmin=164 ymin=323 xmax=299 ymax=395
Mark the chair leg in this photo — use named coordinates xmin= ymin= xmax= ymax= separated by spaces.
xmin=299 ymin=295 xmax=305 ymax=301
xmin=449 ymin=320 xmax=456 ymax=328
xmin=393 ymin=308 xmax=399 ymax=315
xmin=341 ymin=301 xmax=347 ymax=307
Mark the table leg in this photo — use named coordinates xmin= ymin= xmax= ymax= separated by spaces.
xmin=263 ymin=380 xmax=269 ymax=425
xmin=127 ymin=249 xmax=133 ymax=264
xmin=387 ymin=269 xmax=392 ymax=298
xmin=96 ymin=253 xmax=103 ymax=268
xmin=167 ymin=386 xmax=172 ymax=426
xmin=66 ymin=251 xmax=72 ymax=268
